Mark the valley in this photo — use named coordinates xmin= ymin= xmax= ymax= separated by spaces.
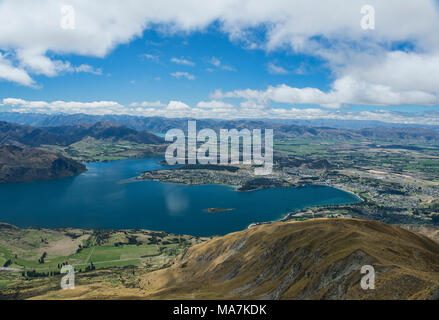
xmin=0 ymin=222 xmax=206 ymax=299
xmin=1 ymin=115 xmax=439 ymax=300
xmin=1 ymin=2 xmax=438 ymax=304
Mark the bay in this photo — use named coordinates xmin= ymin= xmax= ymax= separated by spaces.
xmin=0 ymin=158 xmax=360 ymax=236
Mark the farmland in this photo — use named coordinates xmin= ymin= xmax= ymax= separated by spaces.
xmin=0 ymin=224 xmax=206 ymax=298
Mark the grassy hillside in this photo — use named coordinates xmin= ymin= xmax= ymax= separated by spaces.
xmin=136 ymin=219 xmax=439 ymax=300
xmin=30 ymin=219 xmax=439 ymax=300
xmin=0 ymin=224 xmax=206 ymax=299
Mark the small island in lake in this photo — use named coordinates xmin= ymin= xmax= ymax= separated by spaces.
xmin=203 ymin=208 xmax=235 ymax=213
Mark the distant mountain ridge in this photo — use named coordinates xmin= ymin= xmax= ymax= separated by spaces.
xmin=0 ymin=121 xmax=164 ymax=147
xmin=0 ymin=145 xmax=86 ymax=183
xmin=1 ymin=111 xmax=439 ymax=131
xmin=1 ymin=113 xmax=439 ymax=142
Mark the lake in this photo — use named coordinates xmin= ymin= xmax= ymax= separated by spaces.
xmin=0 ymin=158 xmax=360 ymax=236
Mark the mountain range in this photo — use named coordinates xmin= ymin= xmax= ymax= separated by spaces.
xmin=0 ymin=121 xmax=164 ymax=147
xmin=1 ymin=112 xmax=439 ymax=142
xmin=2 ymin=112 xmax=439 ymax=131
xmin=0 ymin=120 xmax=163 ymax=183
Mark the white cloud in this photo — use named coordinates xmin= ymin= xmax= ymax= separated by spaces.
xmin=0 ymin=0 xmax=438 ymax=108
xmin=208 ymin=56 xmax=235 ymax=71
xmin=3 ymin=98 xmax=28 ymax=105
xmin=171 ymin=57 xmax=194 ymax=66
xmin=16 ymin=48 xmax=61 ymax=76
xmin=167 ymin=100 xmax=191 ymax=110
xmin=170 ymin=71 xmax=195 ymax=80
xmin=210 ymin=57 xmax=221 ymax=67
xmin=197 ymin=100 xmax=235 ymax=110
xmin=267 ymin=62 xmax=289 ymax=75
xmin=221 ymin=65 xmax=236 ymax=72
xmin=0 ymin=53 xmax=34 ymax=86
xmin=129 ymin=100 xmax=167 ymax=107
xmin=2 ymin=98 xmax=125 ymax=115
xmin=142 ymin=54 xmax=160 ymax=62
xmin=212 ymin=77 xmax=439 ymax=109
xmin=0 ymin=49 xmax=100 ymax=85
xmin=341 ymin=51 xmax=439 ymax=95
xmin=73 ymin=64 xmax=102 ymax=75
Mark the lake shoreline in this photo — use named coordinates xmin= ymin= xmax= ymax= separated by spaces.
xmin=0 ymin=157 xmax=361 ymax=237
xmin=0 ymin=183 xmax=361 ymax=235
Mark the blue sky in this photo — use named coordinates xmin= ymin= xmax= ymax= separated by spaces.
xmin=1 ymin=27 xmax=331 ymax=106
xmin=0 ymin=1 xmax=439 ymax=124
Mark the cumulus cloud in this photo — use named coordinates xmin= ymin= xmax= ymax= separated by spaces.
xmin=129 ymin=101 xmax=167 ymax=107
xmin=0 ymin=0 xmax=438 ymax=108
xmin=212 ymin=77 xmax=439 ymax=109
xmin=73 ymin=64 xmax=102 ymax=75
xmin=1 ymin=97 xmax=192 ymax=117
xmin=141 ymin=54 xmax=160 ymax=62
xmin=197 ymin=100 xmax=234 ymax=109
xmin=171 ymin=57 xmax=194 ymax=66
xmin=3 ymin=98 xmax=27 ymax=106
xmin=2 ymin=98 xmax=125 ymax=115
xmin=0 ymin=53 xmax=34 ymax=86
xmin=170 ymin=71 xmax=195 ymax=80
xmin=167 ymin=100 xmax=191 ymax=110
xmin=210 ymin=57 xmax=221 ymax=67
xmin=208 ymin=57 xmax=235 ymax=71
xmin=267 ymin=62 xmax=289 ymax=75
xmin=0 ymin=48 xmax=100 ymax=85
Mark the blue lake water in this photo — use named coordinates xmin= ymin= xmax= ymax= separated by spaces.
xmin=0 ymin=158 xmax=360 ymax=236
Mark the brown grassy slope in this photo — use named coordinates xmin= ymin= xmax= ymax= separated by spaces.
xmin=399 ymin=224 xmax=439 ymax=243
xmin=32 ymin=219 xmax=439 ymax=300
xmin=139 ymin=219 xmax=439 ymax=300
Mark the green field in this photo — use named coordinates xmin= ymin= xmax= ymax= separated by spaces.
xmin=89 ymin=244 xmax=159 ymax=262
xmin=42 ymin=137 xmax=163 ymax=162
xmin=0 ymin=226 xmax=203 ymax=284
